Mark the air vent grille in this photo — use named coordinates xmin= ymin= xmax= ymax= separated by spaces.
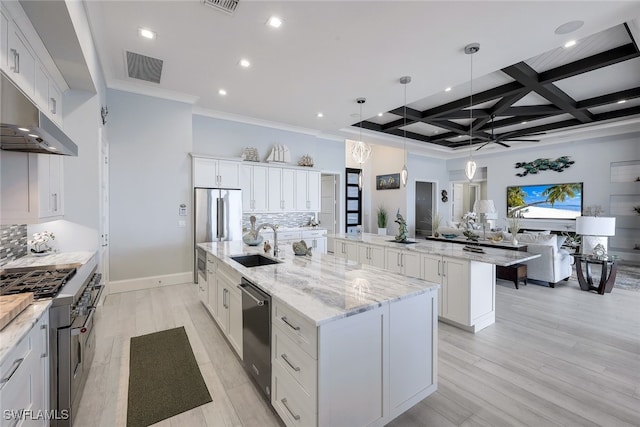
xmin=203 ymin=0 xmax=239 ymax=14
xmin=126 ymin=51 xmax=163 ymax=84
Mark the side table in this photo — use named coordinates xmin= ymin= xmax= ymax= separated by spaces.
xmin=496 ymin=263 xmax=527 ymax=289
xmin=574 ymin=255 xmax=618 ymax=295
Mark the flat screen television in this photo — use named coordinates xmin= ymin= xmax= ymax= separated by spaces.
xmin=507 ymin=183 xmax=583 ymax=219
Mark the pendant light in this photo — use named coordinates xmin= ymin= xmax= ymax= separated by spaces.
xmin=464 ymin=43 xmax=479 ymax=181
xmin=351 ymin=97 xmax=370 ymax=190
xmin=400 ymin=76 xmax=411 ymax=187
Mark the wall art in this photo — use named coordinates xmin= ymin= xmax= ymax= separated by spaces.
xmin=376 ymin=173 xmax=400 ymax=190
xmin=515 ymin=156 xmax=574 ymax=177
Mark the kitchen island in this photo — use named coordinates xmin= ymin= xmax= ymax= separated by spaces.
xmin=198 ymin=241 xmax=439 ymax=427
xmin=332 ymin=233 xmax=541 ymax=333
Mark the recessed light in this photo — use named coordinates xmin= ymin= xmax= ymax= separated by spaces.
xmin=317 ymin=112 xmax=324 ymax=118
xmin=564 ymin=40 xmax=577 ymax=49
xmin=521 ymin=121 xmax=528 ymax=125
xmin=218 ymin=89 xmax=227 ymax=96
xmin=554 ymin=20 xmax=584 ymax=35
xmin=239 ymin=59 xmax=251 ymax=68
xmin=48 ymin=146 xmax=57 ymax=151
xmin=267 ymin=16 xmax=282 ymax=28
xmin=617 ymin=99 xmax=627 ymax=104
xmin=138 ymin=28 xmax=156 ymax=40
xmin=28 ymin=134 xmax=39 ymax=138
xmin=18 ymin=127 xmax=29 ymax=132
xmin=378 ymin=112 xmax=383 ymax=117
xmin=445 ymin=87 xmax=452 ymax=92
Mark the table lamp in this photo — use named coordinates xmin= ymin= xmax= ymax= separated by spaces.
xmin=575 ymin=216 xmax=616 ymax=256
xmin=475 ymin=200 xmax=496 ymax=240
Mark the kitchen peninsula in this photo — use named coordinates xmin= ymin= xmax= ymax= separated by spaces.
xmin=333 ymin=233 xmax=541 ymax=333
xmin=198 ymin=241 xmax=439 ymax=427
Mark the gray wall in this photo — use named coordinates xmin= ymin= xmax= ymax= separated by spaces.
xmin=108 ymin=90 xmax=193 ymax=281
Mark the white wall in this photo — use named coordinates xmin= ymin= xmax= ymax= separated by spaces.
xmin=369 ymin=145 xmax=405 ymax=235
xmin=108 ymin=90 xmax=193 ymax=281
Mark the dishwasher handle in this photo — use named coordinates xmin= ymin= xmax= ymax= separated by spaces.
xmin=238 ymin=278 xmax=269 ymax=307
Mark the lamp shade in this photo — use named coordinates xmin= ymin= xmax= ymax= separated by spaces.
xmin=575 ymin=216 xmax=616 ymax=236
xmin=475 ymin=199 xmax=496 ymax=214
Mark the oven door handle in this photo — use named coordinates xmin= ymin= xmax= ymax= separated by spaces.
xmin=71 ymin=307 xmax=96 ymax=336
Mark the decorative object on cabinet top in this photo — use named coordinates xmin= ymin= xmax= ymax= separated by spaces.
xmin=265 ymin=144 xmax=291 ymax=163
xmin=241 ymin=147 xmax=260 ymax=162
xmin=298 ymin=154 xmax=314 ymax=167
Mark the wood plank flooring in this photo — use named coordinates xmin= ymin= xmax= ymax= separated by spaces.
xmin=76 ymin=275 xmax=640 ymax=427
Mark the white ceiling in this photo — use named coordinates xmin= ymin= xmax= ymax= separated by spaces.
xmin=83 ymin=1 xmax=640 ymax=156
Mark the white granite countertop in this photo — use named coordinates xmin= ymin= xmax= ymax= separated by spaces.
xmin=331 ymin=233 xmax=540 ymax=267
xmin=0 ymin=300 xmax=51 ymax=365
xmin=198 ymin=241 xmax=439 ymax=326
xmin=2 ymin=251 xmax=96 ymax=269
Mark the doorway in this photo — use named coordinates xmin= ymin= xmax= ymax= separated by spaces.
xmin=451 ymin=182 xmax=482 ymax=223
xmin=320 ymin=173 xmax=340 ymax=253
xmin=415 ymin=181 xmax=435 ymax=238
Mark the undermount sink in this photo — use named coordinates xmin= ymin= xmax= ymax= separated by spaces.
xmin=230 ymin=254 xmax=281 ymax=268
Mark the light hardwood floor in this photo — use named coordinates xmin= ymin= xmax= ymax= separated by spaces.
xmin=76 ymin=275 xmax=640 ymax=427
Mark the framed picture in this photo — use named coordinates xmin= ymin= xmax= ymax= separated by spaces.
xmin=376 ymin=173 xmax=401 ymax=190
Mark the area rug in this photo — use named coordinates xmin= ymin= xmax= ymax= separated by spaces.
xmin=127 ymin=326 xmax=212 ymax=427
xmin=612 ymin=263 xmax=640 ymax=292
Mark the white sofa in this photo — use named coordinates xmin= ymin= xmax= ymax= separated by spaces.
xmin=504 ymin=232 xmax=573 ymax=287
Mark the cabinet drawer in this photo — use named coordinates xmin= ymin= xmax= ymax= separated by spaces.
xmin=273 ymin=300 xmax=317 ymax=358
xmin=0 ymin=333 xmax=32 ymax=384
xmin=279 ymin=231 xmax=302 ymax=241
xmin=273 ymin=328 xmax=317 ymax=399
xmin=0 ymin=354 xmax=32 ymax=426
xmin=301 ymin=229 xmax=326 ymax=238
xmin=272 ymin=364 xmax=316 ymax=427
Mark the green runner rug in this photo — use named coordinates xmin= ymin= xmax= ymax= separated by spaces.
xmin=127 ymin=326 xmax=212 ymax=427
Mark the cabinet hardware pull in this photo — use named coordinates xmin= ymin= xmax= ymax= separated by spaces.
xmin=51 ymin=97 xmax=57 ymax=114
xmin=0 ymin=358 xmax=25 ymax=388
xmin=401 ymin=253 xmax=404 ymax=267
xmin=281 ymin=353 xmax=300 ymax=371
xmin=281 ymin=398 xmax=301 ymax=421
xmin=437 ymin=260 xmax=441 ymax=276
xmin=442 ymin=261 xmax=446 ymax=277
xmin=41 ymin=323 xmax=48 ymax=358
xmin=281 ymin=316 xmax=300 ymax=331
xmin=10 ymin=49 xmax=19 ymax=73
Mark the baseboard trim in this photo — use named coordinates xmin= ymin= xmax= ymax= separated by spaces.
xmin=107 ymin=272 xmax=192 ymax=294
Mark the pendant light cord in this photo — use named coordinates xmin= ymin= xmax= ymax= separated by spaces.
xmin=469 ymin=50 xmax=473 ymax=161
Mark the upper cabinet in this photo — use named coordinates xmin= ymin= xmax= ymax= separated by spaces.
xmin=267 ymin=167 xmax=295 ymax=211
xmin=1 ymin=151 xmax=64 ymax=224
xmin=192 ymin=156 xmax=240 ymax=188
xmin=1 ymin=3 xmax=66 ymax=128
xmin=295 ymin=170 xmax=321 ymax=212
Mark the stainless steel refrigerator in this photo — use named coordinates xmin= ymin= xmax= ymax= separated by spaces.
xmin=194 ymin=187 xmax=242 ymax=283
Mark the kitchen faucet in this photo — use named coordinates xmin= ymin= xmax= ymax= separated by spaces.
xmin=259 ymin=223 xmax=280 ymax=257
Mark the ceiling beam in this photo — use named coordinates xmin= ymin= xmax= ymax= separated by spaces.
xmin=502 ymin=62 xmax=595 ymax=123
xmin=577 ymin=87 xmax=640 ymax=109
xmin=471 ymin=91 xmax=530 ymax=132
xmin=502 ymin=105 xmax=563 ymax=116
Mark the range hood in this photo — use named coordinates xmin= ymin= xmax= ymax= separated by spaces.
xmin=1 ymin=73 xmax=78 ymax=156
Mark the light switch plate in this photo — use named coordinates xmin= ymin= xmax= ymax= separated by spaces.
xmin=178 ymin=220 xmax=186 ymax=228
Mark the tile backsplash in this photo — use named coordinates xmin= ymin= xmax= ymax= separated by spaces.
xmin=0 ymin=224 xmax=28 ymax=267
xmin=242 ymin=212 xmax=317 ymax=230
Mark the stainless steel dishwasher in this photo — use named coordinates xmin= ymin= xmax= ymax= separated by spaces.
xmin=237 ymin=277 xmax=272 ymax=399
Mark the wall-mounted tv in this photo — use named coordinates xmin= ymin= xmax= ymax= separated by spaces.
xmin=507 ymin=183 xmax=583 ymax=219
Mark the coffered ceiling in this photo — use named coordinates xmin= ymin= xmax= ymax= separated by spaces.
xmin=80 ymin=1 xmax=640 ymax=156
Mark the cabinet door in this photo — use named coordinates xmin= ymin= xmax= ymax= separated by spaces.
xmin=7 ymin=22 xmax=35 ymax=97
xmin=369 ymin=245 xmax=385 ymax=267
xmin=35 ymin=63 xmax=49 ymax=110
xmin=48 ymin=80 xmax=62 ymax=127
xmin=227 ymin=288 xmax=243 ymax=359
xmin=0 ymin=11 xmax=8 ymax=71
xmin=267 ymin=168 xmax=282 ymax=211
xmin=346 ymin=241 xmax=359 ymax=262
xmin=386 ymin=248 xmax=403 ymax=274
xmin=207 ymin=266 xmax=217 ymax=317
xmin=38 ymin=155 xmax=63 ymax=219
xmin=216 ymin=281 xmax=228 ymax=331
xmin=402 ymin=251 xmax=422 ymax=279
xmin=1 ymin=151 xmax=38 ymax=224
xmin=307 ymin=171 xmax=321 ymax=211
xmin=334 ymin=241 xmax=348 ymax=259
xmin=252 ymin=165 xmax=269 ymax=211
xmin=239 ymin=164 xmax=253 ymax=211
xmin=443 ymin=257 xmax=470 ymax=325
xmin=193 ymin=158 xmax=218 ymax=188
xmin=295 ymin=170 xmax=309 ymax=210
xmin=217 ymin=160 xmax=240 ymax=188
xmin=32 ymin=314 xmax=50 ymax=426
xmin=422 ymin=254 xmax=443 ymax=316
xmin=281 ymin=168 xmax=296 ymax=211
xmin=357 ymin=244 xmax=370 ymax=264
xmin=314 ymin=237 xmax=327 ymax=254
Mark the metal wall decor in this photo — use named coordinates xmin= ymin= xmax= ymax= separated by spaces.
xmin=376 ymin=173 xmax=401 ymax=190
xmin=515 ymin=156 xmax=574 ymax=177
xmin=441 ymin=190 xmax=448 ymax=202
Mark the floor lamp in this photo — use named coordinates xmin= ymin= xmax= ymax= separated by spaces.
xmin=575 ymin=216 xmax=616 ymax=256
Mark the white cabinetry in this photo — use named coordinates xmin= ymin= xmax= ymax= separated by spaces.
xmin=357 ymin=243 xmax=385 ymax=266
xmin=206 ymin=254 xmax=217 ymax=318
xmin=192 ymin=157 xmax=240 ymax=188
xmin=422 ymin=254 xmax=495 ymax=332
xmin=295 ymin=170 xmax=321 ymax=211
xmin=0 ymin=10 xmax=8 ymax=71
xmin=1 ymin=151 xmax=64 ymax=224
xmin=301 ymin=229 xmax=327 ymax=255
xmin=0 ymin=309 xmax=50 ymax=427
xmin=6 ymin=19 xmax=35 ymax=98
xmin=334 ymin=240 xmax=358 ymax=261
xmin=268 ymin=168 xmax=296 ymax=211
xmin=240 ymin=164 xmax=268 ymax=212
xmin=386 ymin=248 xmax=421 ymax=278
xmin=214 ymin=261 xmax=243 ymax=359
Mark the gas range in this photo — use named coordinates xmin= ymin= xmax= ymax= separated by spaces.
xmin=0 ymin=265 xmax=78 ymax=299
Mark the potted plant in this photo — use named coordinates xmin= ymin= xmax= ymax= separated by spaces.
xmin=431 ymin=211 xmax=442 ymax=237
xmin=377 ymin=206 xmax=388 ymax=235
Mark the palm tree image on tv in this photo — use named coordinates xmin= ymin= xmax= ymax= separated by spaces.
xmin=507 ymin=183 xmax=583 ymax=219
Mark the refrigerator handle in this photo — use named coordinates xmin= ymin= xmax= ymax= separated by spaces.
xmin=218 ymin=198 xmax=225 ymax=240
xmin=216 ymin=198 xmax=223 ymax=239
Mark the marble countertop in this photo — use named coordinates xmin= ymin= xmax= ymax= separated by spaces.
xmin=198 ymin=241 xmax=439 ymax=326
xmin=331 ymin=233 xmax=540 ymax=267
xmin=2 ymin=251 xmax=96 ymax=269
xmin=0 ymin=300 xmax=51 ymax=365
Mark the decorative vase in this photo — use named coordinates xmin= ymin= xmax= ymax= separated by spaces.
xmin=243 ymin=215 xmax=263 ymax=246
xmin=434 ymin=231 xmax=440 ymax=238
xmin=512 ymin=237 xmax=518 ymax=246
xmin=377 ymin=228 xmax=387 ymax=235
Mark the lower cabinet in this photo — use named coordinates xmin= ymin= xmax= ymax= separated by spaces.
xmin=272 ymin=290 xmax=437 ymax=427
xmin=0 ymin=309 xmax=49 ymax=427
xmin=334 ymin=240 xmax=358 ymax=261
xmin=385 ymin=248 xmax=421 ymax=278
xmin=357 ymin=243 xmax=385 ymax=266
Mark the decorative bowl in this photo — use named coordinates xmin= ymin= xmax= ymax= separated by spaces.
xmin=442 ymin=234 xmax=457 ymax=239
xmin=242 ymin=232 xmax=263 ymax=246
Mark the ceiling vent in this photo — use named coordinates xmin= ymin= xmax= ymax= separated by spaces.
xmin=203 ymin=0 xmax=239 ymax=14
xmin=126 ymin=51 xmax=163 ymax=84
